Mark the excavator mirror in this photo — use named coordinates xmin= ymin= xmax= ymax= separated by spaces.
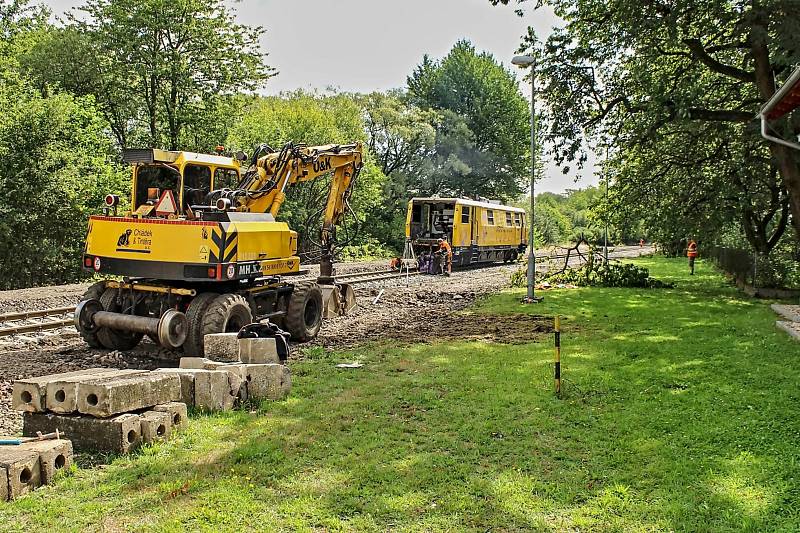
xmin=235 ymin=151 xmax=248 ymax=161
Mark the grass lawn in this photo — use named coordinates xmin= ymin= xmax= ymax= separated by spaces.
xmin=1 ymin=256 xmax=798 ymax=531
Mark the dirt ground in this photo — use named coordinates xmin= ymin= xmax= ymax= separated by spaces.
xmin=0 ymin=246 xmax=652 ymax=435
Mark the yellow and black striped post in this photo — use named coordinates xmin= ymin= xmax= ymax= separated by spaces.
xmin=554 ymin=315 xmax=561 ymax=397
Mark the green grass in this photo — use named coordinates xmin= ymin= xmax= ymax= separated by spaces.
xmin=1 ymin=257 xmax=798 ymax=531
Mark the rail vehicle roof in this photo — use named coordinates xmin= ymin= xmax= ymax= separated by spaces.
xmin=410 ymin=197 xmax=525 ymax=213
xmin=122 ymin=148 xmax=239 ymax=168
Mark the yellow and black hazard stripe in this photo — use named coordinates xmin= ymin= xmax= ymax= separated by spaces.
xmin=554 ymin=315 xmax=561 ymax=396
xmin=209 ymin=223 xmax=238 ymax=264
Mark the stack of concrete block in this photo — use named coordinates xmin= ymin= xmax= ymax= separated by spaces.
xmin=12 ymin=368 xmax=187 ymax=455
xmin=154 ymin=356 xmax=291 ymax=411
xmin=204 ymin=332 xmax=285 ymax=364
xmin=0 ymin=438 xmax=73 ymax=501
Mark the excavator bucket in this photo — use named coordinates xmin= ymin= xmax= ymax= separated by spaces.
xmin=320 ymin=283 xmax=357 ymax=318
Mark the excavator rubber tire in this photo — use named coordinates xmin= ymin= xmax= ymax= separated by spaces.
xmin=199 ymin=293 xmax=253 ymax=351
xmin=284 ymin=282 xmax=323 ymax=342
xmin=96 ymin=288 xmax=144 ymax=351
xmin=182 ymin=292 xmax=220 ymax=356
xmin=78 ymin=281 xmax=107 ymax=348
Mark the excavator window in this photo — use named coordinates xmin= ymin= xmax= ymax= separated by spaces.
xmin=213 ymin=167 xmax=240 ymax=190
xmin=183 ymin=164 xmax=212 ymax=211
xmin=134 ymin=164 xmax=179 ymax=210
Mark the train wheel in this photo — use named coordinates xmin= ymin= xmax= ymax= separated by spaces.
xmin=284 ymin=282 xmax=323 ymax=342
xmin=96 ymin=289 xmax=144 ymax=351
xmin=199 ymin=293 xmax=253 ymax=348
xmin=182 ymin=292 xmax=219 ymax=355
xmin=78 ymin=282 xmax=106 ymax=348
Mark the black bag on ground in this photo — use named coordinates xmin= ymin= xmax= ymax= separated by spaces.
xmin=237 ymin=322 xmax=290 ymax=362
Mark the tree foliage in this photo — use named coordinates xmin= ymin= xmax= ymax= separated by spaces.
xmin=24 ymin=0 xmax=272 ymax=151
xmin=495 ymin=0 xmax=800 ymax=254
xmin=407 ymin=40 xmax=531 ymax=200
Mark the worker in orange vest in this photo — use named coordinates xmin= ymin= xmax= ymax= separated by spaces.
xmin=437 ymin=238 xmax=452 ymax=276
xmin=687 ymin=239 xmax=698 ymax=275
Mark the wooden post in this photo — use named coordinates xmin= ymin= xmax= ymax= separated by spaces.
xmin=554 ymin=315 xmax=561 ymax=397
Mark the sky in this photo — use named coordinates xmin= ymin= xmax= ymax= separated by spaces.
xmin=43 ymin=0 xmax=598 ymax=194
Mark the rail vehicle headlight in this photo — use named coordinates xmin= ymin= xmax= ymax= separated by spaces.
xmin=104 ymin=194 xmax=120 ymax=207
xmin=216 ymin=198 xmax=232 ymax=211
xmin=93 ymin=257 xmax=102 ymax=272
xmin=226 ymin=264 xmax=236 ymax=279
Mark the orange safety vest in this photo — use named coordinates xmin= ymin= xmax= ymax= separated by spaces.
xmin=687 ymin=241 xmax=698 ymax=258
xmin=439 ymin=241 xmax=452 ymax=258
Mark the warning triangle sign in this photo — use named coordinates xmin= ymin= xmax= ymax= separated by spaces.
xmin=155 ymin=189 xmax=177 ymax=216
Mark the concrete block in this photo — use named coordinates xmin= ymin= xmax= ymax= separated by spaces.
xmin=152 ymin=402 xmax=188 ymax=431
xmin=23 ymin=412 xmax=142 ymax=454
xmin=203 ymin=333 xmax=240 ymax=362
xmin=140 ymin=410 xmax=171 ymax=444
xmin=0 ymin=464 xmax=7 ymax=502
xmin=12 ymin=368 xmax=129 ymax=413
xmin=244 ymin=364 xmax=291 ymax=401
xmin=219 ymin=364 xmax=246 ymax=402
xmin=77 ymin=372 xmax=181 ymax=418
xmin=0 ymin=449 xmax=41 ymax=499
xmin=238 ymin=337 xmax=280 ymax=364
xmin=179 ymin=357 xmax=211 ymax=369
xmin=152 ymin=369 xmax=196 ymax=406
xmin=45 ymin=369 xmax=147 ymax=414
xmin=18 ymin=439 xmax=73 ymax=485
xmin=194 ymin=370 xmax=235 ymax=411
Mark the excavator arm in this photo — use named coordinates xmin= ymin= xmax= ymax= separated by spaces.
xmin=213 ymin=140 xmax=363 ymax=288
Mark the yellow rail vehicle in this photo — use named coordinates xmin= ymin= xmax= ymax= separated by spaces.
xmin=77 ymin=143 xmax=363 ymax=354
xmin=406 ymin=197 xmax=527 ymax=266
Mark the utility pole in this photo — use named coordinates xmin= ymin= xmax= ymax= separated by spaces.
xmin=604 ymin=145 xmax=609 ymax=265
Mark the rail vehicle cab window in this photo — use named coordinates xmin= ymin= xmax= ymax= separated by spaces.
xmin=487 ymin=210 xmax=495 ymax=225
xmin=213 ymin=167 xmax=240 ymax=191
xmin=134 ymin=164 xmax=180 ymax=210
xmin=183 ymin=164 xmax=212 ymax=211
xmin=505 ymin=212 xmax=512 ymax=226
xmin=514 ymin=213 xmax=521 ymax=226
xmin=461 ymin=206 xmax=470 ymax=224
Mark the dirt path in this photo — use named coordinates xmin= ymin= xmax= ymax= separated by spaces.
xmin=0 ymin=246 xmax=652 ymax=435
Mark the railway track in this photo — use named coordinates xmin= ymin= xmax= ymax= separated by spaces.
xmin=0 ymin=307 xmax=77 ymax=337
xmin=0 ymin=246 xmax=648 ymax=338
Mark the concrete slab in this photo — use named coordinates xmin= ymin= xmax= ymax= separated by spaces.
xmin=777 ymin=320 xmax=800 ymax=341
xmin=772 ymin=304 xmax=800 ymax=322
xmin=77 ymin=372 xmax=181 ymax=418
xmin=0 ymin=463 xmax=7 ymax=502
xmin=179 ymin=357 xmax=211 ymax=369
xmin=203 ymin=333 xmax=240 ymax=362
xmin=140 ymin=410 xmax=171 ymax=444
xmin=238 ymin=337 xmax=280 ymax=364
xmin=13 ymin=368 xmax=113 ymax=413
xmin=152 ymin=369 xmax=196 ymax=406
xmin=244 ymin=364 xmax=292 ymax=401
xmin=23 ymin=412 xmax=142 ymax=454
xmin=45 ymin=369 xmax=147 ymax=414
xmin=194 ymin=370 xmax=235 ymax=411
xmin=152 ymin=402 xmax=188 ymax=431
xmin=18 ymin=439 xmax=73 ymax=484
xmin=0 ymin=449 xmax=41 ymax=499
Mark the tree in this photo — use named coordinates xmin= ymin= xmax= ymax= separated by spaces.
xmin=0 ymin=2 xmax=128 ymax=289
xmin=227 ymin=92 xmax=389 ymax=257
xmin=493 ymin=0 xmax=800 ymax=249
xmin=28 ymin=0 xmax=273 ymax=150
xmin=407 ymin=40 xmax=531 ymax=200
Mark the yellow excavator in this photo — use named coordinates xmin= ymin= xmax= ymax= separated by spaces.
xmin=74 ymin=141 xmax=362 ymax=354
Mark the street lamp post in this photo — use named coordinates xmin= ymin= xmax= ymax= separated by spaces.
xmin=512 ymin=54 xmax=540 ymax=303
